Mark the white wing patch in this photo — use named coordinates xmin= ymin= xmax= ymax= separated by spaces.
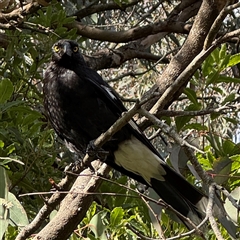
xmin=101 ymin=85 xmax=117 ymax=100
xmin=114 ymin=136 xmax=166 ymax=184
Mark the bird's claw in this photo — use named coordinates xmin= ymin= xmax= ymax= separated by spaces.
xmin=86 ymin=140 xmax=109 ymax=161
xmin=64 ymin=160 xmax=82 ymax=173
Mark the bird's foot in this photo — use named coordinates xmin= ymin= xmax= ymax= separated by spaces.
xmin=64 ymin=160 xmax=82 ymax=173
xmin=86 ymin=140 xmax=109 ymax=161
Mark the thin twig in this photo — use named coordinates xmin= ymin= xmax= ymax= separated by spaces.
xmin=139 ymin=191 xmax=166 ymax=240
xmin=204 ymin=1 xmax=230 ymax=50
xmin=215 ymin=184 xmax=240 ymax=210
xmin=206 ymin=184 xmax=224 ymax=240
xmin=149 ymin=44 xmax=218 ymax=115
xmin=107 ymin=49 xmax=175 ymax=83
xmin=139 ymin=108 xmax=206 ymax=155
xmin=156 ymin=104 xmax=238 ymax=117
xmin=126 ymin=223 xmax=159 ymax=240
xmin=166 ymin=216 xmax=208 ymax=240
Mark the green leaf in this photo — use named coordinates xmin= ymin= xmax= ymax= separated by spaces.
xmin=184 ymin=88 xmax=199 ymax=106
xmin=230 ymin=155 xmax=240 ymax=172
xmin=206 ymin=70 xmax=220 ymax=86
xmin=0 ymin=166 xmax=8 ymax=199
xmin=227 ymin=53 xmax=240 ymax=68
xmin=211 ymin=48 xmax=219 ymax=64
xmin=224 ymin=187 xmax=240 ymax=223
xmin=222 ymin=139 xmax=235 ymax=156
xmin=210 ymin=112 xmax=221 ymax=120
xmin=224 ymin=117 xmax=238 ymax=125
xmin=22 ymin=111 xmax=42 ymax=126
xmin=221 ymin=93 xmax=235 ymax=105
xmin=0 ymin=157 xmax=24 ymax=166
xmin=215 ymin=76 xmax=240 ymax=84
xmin=8 ymin=192 xmax=29 ymax=227
xmin=5 ymin=39 xmax=15 ymax=61
xmin=182 ymin=123 xmax=208 ymax=131
xmin=62 ymin=16 xmax=76 ymax=24
xmin=129 ymin=216 xmax=149 ymax=236
xmin=219 ymin=44 xmax=227 ymax=60
xmin=232 ymin=143 xmax=240 ymax=155
xmin=89 ymin=210 xmax=107 ymax=239
xmin=45 ymin=5 xmax=53 ymax=26
xmin=219 ymin=54 xmax=231 ymax=71
xmin=86 ymin=201 xmax=97 ymax=222
xmin=175 ymin=115 xmax=192 ymax=132
xmin=202 ymin=56 xmax=212 ymax=77
xmin=0 ymin=167 xmax=9 ymax=239
xmin=213 ymin=156 xmax=232 ymax=184
xmin=175 ymin=104 xmax=201 ymax=132
xmin=0 ymin=100 xmax=23 ymax=113
xmin=113 ymin=0 xmax=122 ymax=7
xmin=110 ymin=207 xmax=124 ymax=227
xmin=0 ymin=203 xmax=9 ymax=240
xmin=0 ymin=79 xmax=14 ymax=103
xmin=212 ymin=86 xmax=223 ymax=94
xmin=206 ymin=134 xmax=224 ymax=156
xmin=206 ymin=151 xmax=216 ymax=165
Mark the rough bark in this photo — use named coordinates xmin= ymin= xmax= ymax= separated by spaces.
xmin=33 ymin=162 xmax=111 ymax=240
xmin=143 ymin=0 xmax=227 ymax=113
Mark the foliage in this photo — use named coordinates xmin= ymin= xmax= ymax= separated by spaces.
xmin=0 ymin=0 xmax=239 ymax=239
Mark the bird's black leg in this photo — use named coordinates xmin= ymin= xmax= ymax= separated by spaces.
xmin=86 ymin=140 xmax=109 ymax=162
xmin=64 ymin=155 xmax=83 ymax=173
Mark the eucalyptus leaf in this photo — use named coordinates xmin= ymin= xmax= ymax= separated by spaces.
xmin=227 ymin=53 xmax=240 ymax=68
xmin=224 ymin=187 xmax=240 ymax=223
xmin=0 ymin=167 xmax=9 ymax=239
xmin=89 ymin=210 xmax=108 ymax=239
xmin=110 ymin=207 xmax=124 ymax=227
xmin=213 ymin=156 xmax=232 ymax=184
xmin=0 ymin=79 xmax=14 ymax=103
xmin=8 ymin=192 xmax=29 ymax=227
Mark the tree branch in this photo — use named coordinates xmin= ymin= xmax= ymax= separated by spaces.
xmin=73 ymin=0 xmax=140 ymax=19
xmin=206 ymin=184 xmax=225 ymax=240
xmin=32 ymin=161 xmax=110 ymax=240
xmin=66 ymin=20 xmax=191 ymax=43
xmin=0 ymin=2 xmax=40 ymax=22
xmin=143 ymin=0 xmax=227 ymax=112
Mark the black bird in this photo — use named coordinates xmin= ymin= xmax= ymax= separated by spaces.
xmin=43 ymin=39 xmax=221 ymax=228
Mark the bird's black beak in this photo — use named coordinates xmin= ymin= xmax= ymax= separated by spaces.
xmin=63 ymin=42 xmax=72 ymax=57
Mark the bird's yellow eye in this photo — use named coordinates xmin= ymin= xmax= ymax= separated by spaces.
xmin=54 ymin=45 xmax=60 ymax=52
xmin=73 ymin=46 xmax=79 ymax=52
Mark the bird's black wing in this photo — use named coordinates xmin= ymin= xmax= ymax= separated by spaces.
xmin=75 ymin=66 xmax=162 ymax=158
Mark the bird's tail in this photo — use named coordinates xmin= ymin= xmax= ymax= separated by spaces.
xmin=151 ymin=167 xmax=207 ymax=228
xmin=151 ymin=166 xmax=237 ymax=236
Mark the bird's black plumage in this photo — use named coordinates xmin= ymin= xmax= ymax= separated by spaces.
xmin=43 ymin=39 xmax=208 ymax=227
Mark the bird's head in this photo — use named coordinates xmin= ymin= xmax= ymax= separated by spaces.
xmin=51 ymin=39 xmax=86 ymax=69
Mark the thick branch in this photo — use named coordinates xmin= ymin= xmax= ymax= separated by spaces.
xmin=16 ymin=173 xmax=77 ymax=240
xmin=143 ymin=0 xmax=227 ymax=111
xmin=73 ymin=0 xmax=140 ymax=19
xmin=84 ymin=46 xmax=169 ymax=70
xmin=33 ymin=161 xmax=110 ymax=240
xmin=66 ymin=20 xmax=190 ymax=43
xmin=0 ymin=2 xmax=40 ymax=23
